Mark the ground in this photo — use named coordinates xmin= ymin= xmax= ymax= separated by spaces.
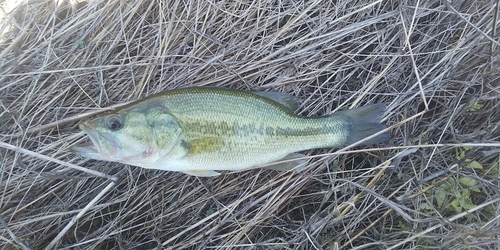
xmin=0 ymin=0 xmax=499 ymax=249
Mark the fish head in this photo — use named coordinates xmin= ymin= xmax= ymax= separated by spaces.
xmin=72 ymin=108 xmax=183 ymax=166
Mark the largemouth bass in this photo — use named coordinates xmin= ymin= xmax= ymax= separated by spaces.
xmin=72 ymin=87 xmax=389 ymax=176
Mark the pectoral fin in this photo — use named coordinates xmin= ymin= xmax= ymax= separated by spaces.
xmin=182 ymin=170 xmax=221 ymax=177
xmin=264 ymin=153 xmax=308 ymax=172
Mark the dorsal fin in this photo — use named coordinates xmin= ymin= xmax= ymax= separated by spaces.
xmin=188 ymin=86 xmax=301 ymax=112
xmin=252 ymin=91 xmax=300 ymax=112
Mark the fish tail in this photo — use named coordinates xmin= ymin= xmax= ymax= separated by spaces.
xmin=334 ymin=103 xmax=390 ymax=146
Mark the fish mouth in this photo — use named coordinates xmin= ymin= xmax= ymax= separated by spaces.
xmin=71 ymin=121 xmax=105 ymax=159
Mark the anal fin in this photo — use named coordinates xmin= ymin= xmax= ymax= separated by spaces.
xmin=263 ymin=153 xmax=308 ymax=172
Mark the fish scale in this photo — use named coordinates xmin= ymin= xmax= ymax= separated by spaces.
xmin=72 ymin=87 xmax=389 ymax=176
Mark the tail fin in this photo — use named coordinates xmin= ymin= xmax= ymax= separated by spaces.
xmin=334 ymin=104 xmax=390 ymax=146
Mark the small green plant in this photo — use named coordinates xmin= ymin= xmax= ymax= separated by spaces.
xmin=467 ymin=99 xmax=483 ymax=112
xmin=205 ymin=208 xmax=215 ymax=217
xmin=329 ymin=160 xmax=341 ymax=172
xmin=455 ymin=146 xmax=482 ymax=170
xmin=75 ymin=39 xmax=85 ymax=48
xmin=437 ymin=178 xmax=478 ymax=214
xmin=420 ymin=146 xmax=490 ymax=217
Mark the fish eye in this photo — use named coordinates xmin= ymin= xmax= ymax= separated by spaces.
xmin=106 ymin=116 xmax=123 ymax=131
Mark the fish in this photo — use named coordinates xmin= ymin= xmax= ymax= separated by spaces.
xmin=71 ymin=87 xmax=389 ymax=177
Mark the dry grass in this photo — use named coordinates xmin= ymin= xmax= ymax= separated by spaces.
xmin=1 ymin=0 xmax=500 ymax=249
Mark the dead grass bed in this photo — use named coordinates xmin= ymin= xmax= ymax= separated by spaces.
xmin=1 ymin=0 xmax=500 ymax=249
